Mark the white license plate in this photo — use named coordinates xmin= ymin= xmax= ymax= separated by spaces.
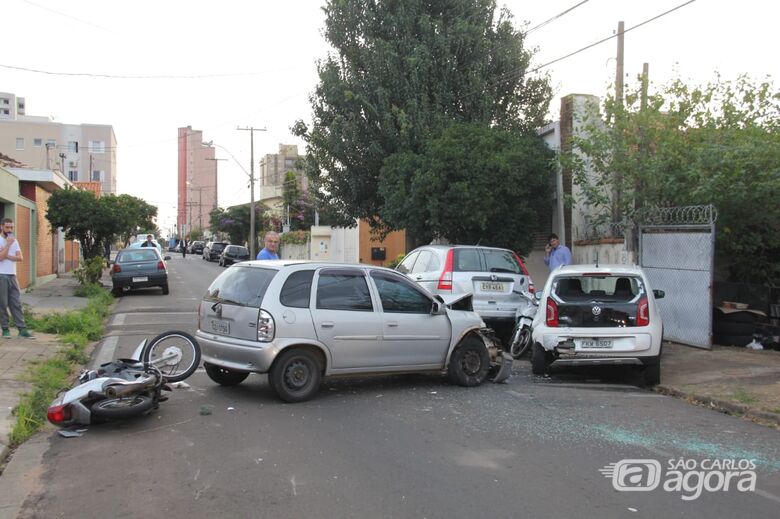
xmin=577 ymin=339 xmax=613 ymax=349
xmin=132 ymin=276 xmax=148 ymax=283
xmin=210 ymin=319 xmax=230 ymax=334
xmin=480 ymin=281 xmax=505 ymax=292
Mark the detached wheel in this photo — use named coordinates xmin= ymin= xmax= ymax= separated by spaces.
xmin=204 ymin=363 xmax=249 ymax=386
xmin=448 ymin=336 xmax=490 ymax=387
xmin=269 ymin=349 xmax=322 ymax=402
xmin=531 ymin=342 xmax=549 ymax=375
xmin=91 ymin=395 xmax=155 ymax=419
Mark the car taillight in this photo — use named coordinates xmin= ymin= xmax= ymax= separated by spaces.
xmin=112 ymin=263 xmax=121 ymax=273
xmin=257 ymin=309 xmax=275 ymax=342
xmin=47 ymin=403 xmax=71 ymax=425
xmin=636 ymin=296 xmax=649 ymax=326
xmin=546 ymin=298 xmax=559 ymax=327
xmin=157 ymin=261 xmax=165 ymax=270
xmin=438 ymin=249 xmax=454 ymax=291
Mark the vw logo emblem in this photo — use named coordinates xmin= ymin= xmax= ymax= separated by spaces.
xmin=592 ymin=306 xmax=602 ymax=316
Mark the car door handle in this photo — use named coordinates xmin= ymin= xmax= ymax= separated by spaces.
xmin=387 ymin=321 xmax=398 ymax=327
xmin=414 ymin=275 xmax=422 ymax=280
xmin=321 ymin=321 xmax=335 ymax=328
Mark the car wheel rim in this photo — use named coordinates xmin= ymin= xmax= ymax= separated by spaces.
xmin=461 ymin=351 xmax=482 ymax=375
xmin=284 ymin=359 xmax=311 ymax=390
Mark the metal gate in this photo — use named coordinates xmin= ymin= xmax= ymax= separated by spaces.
xmin=638 ymin=205 xmax=717 ymax=349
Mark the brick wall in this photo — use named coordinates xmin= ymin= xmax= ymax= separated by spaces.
xmin=64 ymin=240 xmax=80 ymax=272
xmin=35 ymin=187 xmax=55 ymax=277
xmin=16 ymin=206 xmax=31 ymax=289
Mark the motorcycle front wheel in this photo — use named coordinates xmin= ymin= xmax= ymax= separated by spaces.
xmin=91 ymin=395 xmax=155 ymax=419
xmin=509 ymin=324 xmax=533 ymax=359
xmin=142 ymin=331 xmax=201 ymax=382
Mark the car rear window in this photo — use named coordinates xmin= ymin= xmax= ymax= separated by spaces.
xmin=280 ymin=270 xmax=314 ymax=308
xmin=212 ymin=243 xmax=226 ymax=252
xmin=453 ymin=248 xmax=481 ymax=272
xmin=554 ymin=275 xmax=643 ymax=303
xmin=204 ymin=266 xmax=277 ymax=307
xmin=118 ymin=250 xmax=159 ymax=262
xmin=482 ymin=249 xmax=522 ymax=274
xmin=232 ymin=246 xmax=249 ymax=255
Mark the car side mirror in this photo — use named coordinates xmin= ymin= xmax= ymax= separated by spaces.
xmin=535 ymin=291 xmax=542 ymax=301
xmin=164 ymin=255 xmax=171 ymax=261
xmin=653 ymin=289 xmax=665 ymax=299
xmin=431 ymin=300 xmax=447 ymax=315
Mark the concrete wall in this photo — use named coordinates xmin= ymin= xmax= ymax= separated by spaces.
xmin=310 ymin=226 xmax=359 ymax=263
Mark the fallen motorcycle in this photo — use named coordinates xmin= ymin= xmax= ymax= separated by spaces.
xmin=47 ymin=331 xmax=201 ymax=427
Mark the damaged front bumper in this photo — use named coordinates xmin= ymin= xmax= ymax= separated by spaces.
xmin=480 ymin=327 xmax=513 ymax=384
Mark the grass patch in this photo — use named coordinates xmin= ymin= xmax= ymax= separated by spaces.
xmin=74 ymin=282 xmax=106 ymax=298
xmin=10 ymin=286 xmax=114 ymax=446
xmin=732 ymin=387 xmax=759 ymax=405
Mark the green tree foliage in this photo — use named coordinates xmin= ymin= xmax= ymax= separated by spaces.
xmin=46 ymin=190 xmax=158 ymax=260
xmin=293 ymin=0 xmax=552 ymax=238
xmin=567 ymin=74 xmax=780 ymax=283
xmin=380 ymin=123 xmax=553 ymax=253
xmin=209 ymin=204 xmax=270 ymax=245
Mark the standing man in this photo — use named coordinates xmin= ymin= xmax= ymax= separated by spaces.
xmin=140 ymin=234 xmax=155 ymax=247
xmin=0 ymin=218 xmax=32 ymax=338
xmin=180 ymin=237 xmax=187 ymax=259
xmin=544 ymin=233 xmax=572 ymax=271
xmin=256 ymin=231 xmax=280 ymax=260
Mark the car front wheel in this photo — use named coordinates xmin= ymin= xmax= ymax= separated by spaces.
xmin=447 ymin=336 xmax=490 ymax=387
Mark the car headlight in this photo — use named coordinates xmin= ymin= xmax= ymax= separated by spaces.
xmin=257 ymin=309 xmax=275 ymax=342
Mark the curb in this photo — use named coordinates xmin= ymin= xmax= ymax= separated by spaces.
xmin=656 ymin=385 xmax=780 ymax=428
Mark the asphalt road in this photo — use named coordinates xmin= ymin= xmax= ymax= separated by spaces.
xmin=2 ymin=256 xmax=780 ymax=518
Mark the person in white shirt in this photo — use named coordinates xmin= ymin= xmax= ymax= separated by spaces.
xmin=0 ymin=218 xmax=32 ymax=338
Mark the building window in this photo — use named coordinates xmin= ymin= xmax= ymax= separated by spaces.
xmin=15 ymin=138 xmax=24 ymax=150
xmin=284 ymin=158 xmax=296 ymax=169
xmin=2 ymin=109 xmax=10 ymax=115
xmin=68 ymin=161 xmax=78 ymax=167
xmin=68 ymin=141 xmax=78 ymax=153
xmin=90 ymin=140 xmax=105 ymax=154
xmin=1 ymin=99 xmax=8 ymax=105
xmin=46 ymin=139 xmax=56 ymax=148
xmin=91 ymin=170 xmax=104 ymax=182
xmin=33 ymin=138 xmax=43 ymax=147
xmin=68 ymin=171 xmax=78 ymax=182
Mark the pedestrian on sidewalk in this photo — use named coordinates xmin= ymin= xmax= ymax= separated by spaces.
xmin=0 ymin=218 xmax=32 ymax=338
xmin=256 ymin=231 xmax=280 ymax=260
xmin=543 ymin=233 xmax=572 ymax=271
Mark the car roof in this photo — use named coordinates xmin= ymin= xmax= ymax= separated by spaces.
xmin=235 ymin=260 xmax=402 ymax=273
xmin=412 ymin=244 xmax=512 ymax=252
xmin=551 ymin=264 xmax=643 ymax=276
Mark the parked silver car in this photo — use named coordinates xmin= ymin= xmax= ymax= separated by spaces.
xmin=396 ymin=245 xmax=535 ymax=328
xmin=195 ymin=261 xmax=510 ymax=402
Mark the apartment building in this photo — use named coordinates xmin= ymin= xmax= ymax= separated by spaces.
xmin=177 ymin=126 xmax=217 ymax=236
xmin=259 ymin=144 xmax=307 ymax=215
xmin=0 ymin=91 xmax=117 ymax=195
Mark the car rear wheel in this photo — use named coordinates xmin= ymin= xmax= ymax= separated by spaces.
xmin=269 ymin=349 xmax=322 ymax=403
xmin=641 ymin=356 xmax=661 ymax=387
xmin=161 ymin=284 xmax=169 ymax=295
xmin=204 ymin=363 xmax=249 ymax=386
xmin=447 ymin=336 xmax=490 ymax=387
xmin=531 ymin=342 xmax=549 ymax=375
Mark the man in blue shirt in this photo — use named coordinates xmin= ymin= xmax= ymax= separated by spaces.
xmin=543 ymin=233 xmax=572 ymax=271
xmin=256 ymin=231 xmax=280 ymax=260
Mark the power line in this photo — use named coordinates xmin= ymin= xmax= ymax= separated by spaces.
xmin=524 ymin=0 xmax=592 ymax=36
xmin=0 ymin=62 xmax=296 ymax=80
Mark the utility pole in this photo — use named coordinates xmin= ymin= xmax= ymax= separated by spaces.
xmin=616 ymin=21 xmax=625 ymax=107
xmin=612 ymin=20 xmax=625 ymax=225
xmin=237 ymin=126 xmax=266 ymax=258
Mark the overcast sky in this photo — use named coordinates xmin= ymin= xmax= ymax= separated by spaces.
xmin=3 ymin=0 xmax=777 ymax=234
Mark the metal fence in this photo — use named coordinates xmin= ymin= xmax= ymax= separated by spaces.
xmin=638 ymin=205 xmax=717 ymax=349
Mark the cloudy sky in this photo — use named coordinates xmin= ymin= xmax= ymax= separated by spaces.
xmin=3 ymin=0 xmax=777 ymax=234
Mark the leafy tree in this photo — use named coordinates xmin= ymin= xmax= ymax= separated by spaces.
xmin=209 ymin=204 xmax=270 ymax=245
xmin=566 ymin=74 xmax=780 ymax=283
xmin=293 ymin=0 xmax=552 ymax=238
xmin=46 ymin=190 xmax=157 ymax=260
xmin=380 ymin=122 xmax=553 ymax=253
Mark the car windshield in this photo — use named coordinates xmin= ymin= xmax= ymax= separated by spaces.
xmin=211 ymin=243 xmax=226 ymax=252
xmin=204 ymin=266 xmax=276 ymax=307
xmin=118 ymin=250 xmax=159 ymax=262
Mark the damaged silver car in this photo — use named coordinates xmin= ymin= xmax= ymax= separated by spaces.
xmin=196 ymin=261 xmax=511 ymax=402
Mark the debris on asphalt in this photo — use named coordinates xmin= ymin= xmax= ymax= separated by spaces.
xmin=746 ymin=340 xmax=764 ymax=350
xmin=170 ymin=381 xmax=192 ymax=389
xmin=57 ymin=428 xmax=87 ymax=438
xmin=199 ymin=405 xmax=213 ymax=416
xmin=227 ymin=406 xmax=235 ymax=411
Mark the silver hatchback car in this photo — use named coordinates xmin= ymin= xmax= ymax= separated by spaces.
xmin=396 ymin=245 xmax=534 ymax=327
xmin=196 ymin=261 xmax=510 ymax=402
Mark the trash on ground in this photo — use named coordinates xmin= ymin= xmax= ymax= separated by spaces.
xmin=58 ymin=428 xmax=87 ymax=438
xmin=746 ymin=339 xmax=764 ymax=350
xmin=199 ymin=405 xmax=213 ymax=416
xmin=227 ymin=406 xmax=235 ymax=411
xmin=170 ymin=381 xmax=192 ymax=389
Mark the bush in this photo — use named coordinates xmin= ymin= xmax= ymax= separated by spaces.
xmin=386 ymin=253 xmax=406 ymax=269
xmin=74 ymin=256 xmax=106 ymax=286
xmin=280 ymin=230 xmax=310 ymax=245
